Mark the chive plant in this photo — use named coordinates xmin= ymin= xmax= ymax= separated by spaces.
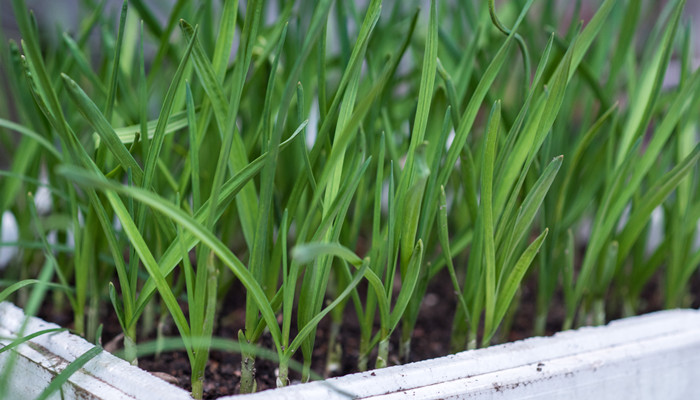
xmin=1 ymin=0 xmax=699 ymax=398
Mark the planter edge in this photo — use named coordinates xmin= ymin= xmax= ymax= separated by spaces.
xmin=0 ymin=301 xmax=192 ymax=400
xmin=3 ymin=301 xmax=699 ymax=399
xmin=229 ymin=309 xmax=700 ymax=400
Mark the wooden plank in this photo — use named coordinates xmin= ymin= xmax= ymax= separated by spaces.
xmin=232 ymin=309 xmax=700 ymax=399
xmin=0 ymin=302 xmax=191 ymax=400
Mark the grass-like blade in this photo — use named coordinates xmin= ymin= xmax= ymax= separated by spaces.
xmin=61 ymin=73 xmax=144 ymax=184
xmin=35 ymin=345 xmax=103 ymax=400
xmin=487 ymin=228 xmax=548 ymax=345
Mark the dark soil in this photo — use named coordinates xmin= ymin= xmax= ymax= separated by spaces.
xmin=131 ymin=269 xmax=462 ymax=398
xmin=35 ymin=267 xmax=697 ymax=399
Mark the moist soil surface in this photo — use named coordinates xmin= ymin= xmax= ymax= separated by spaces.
xmin=37 ymin=267 xmax=696 ymax=399
xmin=135 ymin=269 xmax=468 ymax=398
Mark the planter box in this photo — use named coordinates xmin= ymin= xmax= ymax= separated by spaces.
xmin=1 ymin=301 xmax=699 ymax=399
xmin=233 ymin=309 xmax=700 ymax=400
xmin=0 ymin=302 xmax=191 ymax=400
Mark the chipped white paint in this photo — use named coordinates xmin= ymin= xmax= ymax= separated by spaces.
xmin=0 ymin=302 xmax=191 ymax=400
xmin=231 ymin=309 xmax=700 ymax=400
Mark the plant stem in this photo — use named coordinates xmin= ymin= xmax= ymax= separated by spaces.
xmin=301 ymin=358 xmax=311 ymax=383
xmin=449 ymin=308 xmax=470 ymax=352
xmin=277 ymin=357 xmax=289 ymax=388
xmin=73 ymin=307 xmax=85 ymax=336
xmin=399 ymin=337 xmax=411 ymax=364
xmin=87 ymin=296 xmax=100 ymax=343
xmin=191 ymin=368 xmax=204 ymax=399
xmin=622 ymin=296 xmax=636 ymax=317
xmin=467 ymin=330 xmax=478 ymax=350
xmin=533 ymin=312 xmax=547 ymax=337
xmin=496 ymin=289 xmax=521 ymax=343
xmin=156 ymin=311 xmax=168 ymax=358
xmin=74 ymin=308 xmax=85 ymax=339
xmin=324 ymin=319 xmax=342 ymax=376
xmin=533 ymin=287 xmax=549 ymax=336
xmin=240 ymin=353 xmax=256 ymax=393
xmin=563 ymin=317 xmax=573 ymax=330
xmin=141 ymin=300 xmax=155 ymax=339
xmin=592 ymin=299 xmax=606 ymax=326
xmin=357 ymin=341 xmax=369 ymax=372
xmin=123 ymin=329 xmax=138 ymax=366
xmin=375 ymin=337 xmax=389 ymax=369
xmin=239 ymin=329 xmax=257 ymax=394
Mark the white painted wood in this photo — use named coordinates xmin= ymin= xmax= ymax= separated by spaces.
xmin=0 ymin=302 xmax=191 ymax=400
xmin=231 ymin=309 xmax=700 ymax=400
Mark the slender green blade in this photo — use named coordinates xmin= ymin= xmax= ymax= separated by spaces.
xmin=617 ymin=143 xmax=700 ymax=263
xmin=480 ymin=101 xmax=501 ymax=341
xmin=35 ymin=346 xmax=103 ymax=400
xmin=61 ymin=73 xmax=144 ymax=184
xmin=487 ymin=228 xmax=548 ymax=344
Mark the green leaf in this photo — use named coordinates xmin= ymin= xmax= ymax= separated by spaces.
xmin=554 ymin=103 xmax=618 ymax=221
xmin=494 ymin=29 xmax=574 ymax=217
xmin=596 ymin=241 xmax=618 ymax=297
xmin=617 ymin=143 xmax=700 ymax=264
xmin=616 ymin=0 xmax=686 ymax=163
xmin=61 ymin=32 xmax=107 ymax=97
xmin=481 ymin=101 xmax=501 ymax=340
xmin=399 ymin=145 xmax=430 ymax=275
xmin=292 ymin=243 xmax=363 ymax=267
xmin=486 ymin=228 xmax=548 ymax=344
xmin=104 ymin=110 xmax=191 ymax=145
xmin=61 ymin=73 xmax=144 ymax=185
xmin=0 ymin=329 xmax=66 ymax=355
xmin=500 ymin=155 xmax=563 ymax=273
xmin=0 ymin=119 xmax=60 ymax=159
xmin=0 ymin=280 xmax=71 ymax=304
xmin=211 ymin=0 xmax=239 ymax=78
xmin=103 ymin=0 xmax=128 ymax=121
xmin=108 ymin=282 xmax=126 ymax=333
xmin=390 ymin=240 xmax=424 ymax=332
xmin=35 ymin=346 xmax=103 ymax=400
xmin=569 ymin=0 xmax=617 ymax=82
xmin=400 ymin=0 xmax=438 ymax=180
xmin=438 ymin=0 xmax=534 ymax=189
xmin=185 ymin=82 xmax=201 ymax=211
xmin=141 ymin=25 xmax=197 ymax=196
xmin=437 ymin=186 xmax=470 ymax=322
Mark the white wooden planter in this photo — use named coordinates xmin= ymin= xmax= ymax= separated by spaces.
xmin=233 ymin=308 xmax=700 ymax=400
xmin=1 ymin=301 xmax=700 ymax=399
xmin=0 ymin=302 xmax=191 ymax=400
